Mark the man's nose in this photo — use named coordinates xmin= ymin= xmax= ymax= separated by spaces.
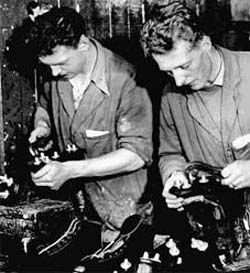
xmin=172 ymin=70 xmax=185 ymax=87
xmin=50 ymin=65 xmax=61 ymax=76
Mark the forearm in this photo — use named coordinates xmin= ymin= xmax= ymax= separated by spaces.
xmin=159 ymin=154 xmax=187 ymax=185
xmin=159 ymin=96 xmax=187 ymax=184
xmin=34 ymin=106 xmax=51 ymax=131
xmin=64 ymin=148 xmax=145 ymax=179
xmin=29 ymin=106 xmax=51 ymax=143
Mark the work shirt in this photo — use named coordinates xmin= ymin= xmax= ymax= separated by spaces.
xmin=159 ymin=46 xmax=250 ymax=184
xmin=37 ymin=39 xmax=153 ymax=229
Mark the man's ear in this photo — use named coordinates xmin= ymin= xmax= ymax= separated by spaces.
xmin=77 ymin=34 xmax=89 ymax=51
xmin=200 ymin=35 xmax=212 ymax=51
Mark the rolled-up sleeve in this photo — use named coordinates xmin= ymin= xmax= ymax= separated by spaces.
xmin=116 ymin=77 xmax=153 ymax=165
xmin=159 ymin=92 xmax=187 ymax=184
xmin=34 ymin=82 xmax=52 ymax=128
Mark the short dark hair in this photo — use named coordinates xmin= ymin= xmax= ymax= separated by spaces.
xmin=140 ymin=0 xmax=205 ymax=56
xmin=27 ymin=1 xmax=40 ymax=15
xmin=25 ymin=6 xmax=86 ymax=57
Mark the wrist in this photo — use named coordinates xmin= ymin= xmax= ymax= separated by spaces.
xmin=36 ymin=122 xmax=51 ymax=135
xmin=37 ymin=121 xmax=50 ymax=129
xmin=164 ymin=170 xmax=184 ymax=185
xmin=63 ymin=160 xmax=89 ymax=179
xmin=35 ymin=117 xmax=50 ymax=130
xmin=169 ymin=170 xmax=183 ymax=178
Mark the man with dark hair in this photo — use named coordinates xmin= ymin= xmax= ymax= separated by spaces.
xmin=25 ymin=6 xmax=153 ymax=268
xmin=141 ymin=1 xmax=250 ymax=269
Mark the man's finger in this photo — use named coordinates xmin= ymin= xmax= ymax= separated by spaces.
xmin=166 ymin=198 xmax=183 ymax=209
xmin=221 ymin=163 xmax=237 ymax=178
xmin=29 ymin=132 xmax=37 ymax=143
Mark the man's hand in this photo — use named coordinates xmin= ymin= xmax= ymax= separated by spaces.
xmin=221 ymin=160 xmax=250 ymax=190
xmin=162 ymin=171 xmax=187 ymax=209
xmin=31 ymin=161 xmax=71 ymax=191
xmin=29 ymin=126 xmax=50 ymax=144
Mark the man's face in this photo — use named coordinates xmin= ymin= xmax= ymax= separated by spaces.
xmin=152 ymin=39 xmax=213 ymax=90
xmin=39 ymin=45 xmax=86 ymax=79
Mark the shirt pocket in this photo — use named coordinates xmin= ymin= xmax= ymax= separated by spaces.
xmin=82 ymin=131 xmax=115 ymax=158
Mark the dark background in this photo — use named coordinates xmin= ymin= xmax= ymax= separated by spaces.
xmin=1 ymin=0 xmax=250 ymax=162
xmin=1 ymin=1 xmax=250 ymax=272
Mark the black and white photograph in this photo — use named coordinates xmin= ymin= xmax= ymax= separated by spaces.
xmin=1 ymin=0 xmax=250 ymax=272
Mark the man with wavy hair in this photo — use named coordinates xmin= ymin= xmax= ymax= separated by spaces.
xmin=140 ymin=1 xmax=250 ymax=270
xmin=141 ymin=0 xmax=250 ymax=209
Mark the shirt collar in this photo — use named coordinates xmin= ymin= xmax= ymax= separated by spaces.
xmin=89 ymin=39 xmax=110 ymax=95
xmin=213 ymin=51 xmax=224 ymax=87
xmin=69 ymin=74 xmax=90 ymax=91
